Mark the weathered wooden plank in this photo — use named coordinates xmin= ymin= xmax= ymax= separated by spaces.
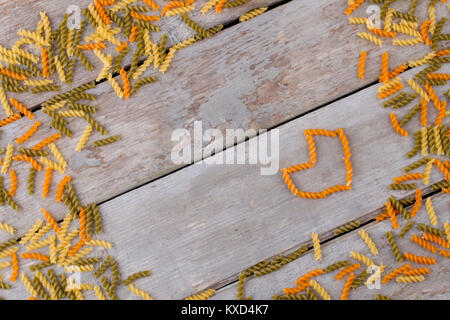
xmin=0 ymin=0 xmax=442 ymax=241
xmin=7 ymin=65 xmax=442 ymax=300
xmin=0 ymin=0 xmax=280 ymax=109
xmin=212 ymin=194 xmax=450 ymax=300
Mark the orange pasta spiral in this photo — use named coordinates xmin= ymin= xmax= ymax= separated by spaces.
xmin=403 ymin=252 xmax=436 ymax=265
xmin=120 ymin=68 xmax=130 ymax=99
xmin=32 ymin=133 xmax=62 ymax=150
xmin=162 ymin=1 xmax=185 ymax=16
xmin=10 ymin=252 xmax=19 ymax=282
xmin=386 ymin=201 xmax=399 ymax=229
xmin=335 ymin=263 xmax=360 ymax=281
xmin=381 ymin=52 xmax=389 ymax=82
xmin=358 ymin=51 xmax=367 ymax=80
xmin=16 ymin=121 xmax=41 ymax=144
xmin=68 ymin=237 xmax=88 ymax=257
xmin=381 ymin=264 xmax=411 ymax=284
xmin=41 ymin=208 xmax=60 ymax=233
xmin=345 ymin=0 xmax=364 ymax=15
xmin=215 ymin=0 xmax=228 ymax=13
xmin=79 ymin=208 xmax=89 ymax=240
xmin=0 ymin=113 xmax=22 ymax=127
xmin=438 ymin=249 xmax=450 ymax=258
xmin=283 ymin=268 xmax=324 ymax=294
xmin=427 ymin=73 xmax=450 ymax=80
xmin=8 ymin=169 xmax=17 ymax=197
xmin=10 ymin=98 xmax=34 ymax=120
xmin=434 ymin=158 xmax=450 ymax=180
xmin=130 ymin=11 xmax=160 ymax=21
xmin=0 ymin=67 xmax=27 ymax=81
xmin=419 ymin=20 xmax=432 ymax=45
xmin=368 ymin=27 xmax=396 ymax=38
xmin=56 ymin=175 xmax=72 ymax=202
xmin=402 ymin=267 xmax=430 ymax=276
xmin=42 ymin=167 xmax=52 ymax=198
xmin=41 ymin=48 xmax=49 ymax=78
xmin=422 ymin=233 xmax=450 ymax=249
xmin=424 ymin=83 xmax=440 ymax=109
xmin=377 ymin=83 xmax=403 ymax=99
xmin=129 ymin=25 xmax=139 ymax=42
xmin=409 ymin=189 xmax=422 ymax=218
xmin=21 ymin=252 xmax=50 ymax=262
xmin=12 ymin=154 xmax=42 ymax=171
xmin=435 ymin=48 xmax=450 ymax=56
xmin=390 ymin=112 xmax=408 ymax=137
xmin=94 ymin=0 xmax=112 ymax=25
xmin=385 ymin=64 xmax=408 ymax=80
xmin=411 ymin=234 xmax=437 ymax=253
xmin=420 ymin=98 xmax=427 ymax=127
xmin=143 ymin=0 xmax=160 ymax=11
xmin=116 ymin=41 xmax=128 ymax=52
xmin=434 ymin=100 xmax=446 ymax=126
xmin=393 ymin=172 xmax=424 ymax=184
xmin=340 ymin=272 xmax=355 ymax=300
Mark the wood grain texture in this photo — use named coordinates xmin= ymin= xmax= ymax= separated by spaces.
xmin=0 ymin=0 xmax=444 ymax=241
xmin=6 ymin=65 xmax=441 ymax=300
xmin=212 ymin=194 xmax=450 ymax=300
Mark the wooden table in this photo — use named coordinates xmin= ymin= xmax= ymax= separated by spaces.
xmin=0 ymin=0 xmax=448 ymax=300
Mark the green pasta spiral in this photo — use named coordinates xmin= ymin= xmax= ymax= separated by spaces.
xmin=47 ymin=269 xmax=65 ymax=299
xmin=392 ymin=11 xmax=418 ymax=22
xmin=30 ymin=84 xmax=61 ymax=93
xmin=32 ymin=276 xmax=50 ymax=300
xmin=391 ymin=93 xmax=418 ymax=109
xmin=225 ymin=0 xmax=249 ymax=8
xmin=29 ymin=262 xmax=53 ymax=272
xmin=94 ymin=256 xmax=113 ymax=278
xmin=133 ymin=19 xmax=160 ymax=32
xmin=131 ymin=76 xmax=157 ymax=94
xmin=421 ymin=79 xmax=447 ymax=86
xmin=2 ymin=189 xmax=20 ymax=211
xmin=74 ymin=257 xmax=102 ymax=266
xmin=407 ymin=130 xmax=421 ymax=158
xmin=403 ymin=157 xmax=432 ymax=173
xmin=324 ymin=260 xmax=351 ymax=273
xmin=0 ymin=281 xmax=11 ymax=290
xmin=0 ymin=239 xmax=17 ymax=252
xmin=15 ymin=56 xmax=41 ymax=77
xmin=123 ymin=270 xmax=151 ymax=286
xmin=388 ymin=183 xmax=416 ymax=190
xmin=181 ymin=14 xmax=211 ymax=38
xmin=417 ymin=223 xmax=444 ymax=237
xmin=351 ymin=270 xmax=369 ymax=289
xmin=383 ymin=92 xmax=408 ymax=108
xmin=273 ymin=293 xmax=308 ymax=300
xmin=83 ymin=114 xmax=108 ymax=135
xmin=399 ymin=104 xmax=420 ymax=127
xmin=50 ymin=120 xmax=73 ymax=137
xmin=305 ymin=287 xmax=319 ymax=300
xmin=333 ymin=220 xmax=360 ymax=235
xmin=375 ymin=294 xmax=392 ymax=300
xmin=1 ymin=83 xmax=28 ymax=93
xmin=68 ymin=103 xmax=97 ymax=113
xmin=27 ymin=166 xmax=36 ymax=195
xmin=386 ymin=231 xmax=403 ymax=262
xmin=93 ymin=135 xmax=121 ymax=147
xmin=388 ymin=196 xmax=409 ymax=219
xmin=113 ymin=47 xmax=130 ymax=73
xmin=398 ymin=221 xmax=415 ymax=238
xmin=74 ymin=48 xmax=94 ymax=71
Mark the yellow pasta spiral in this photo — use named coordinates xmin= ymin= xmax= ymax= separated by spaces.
xmin=25 ymin=236 xmax=52 ymax=251
xmin=393 ymin=37 xmax=423 ymax=46
xmin=128 ymin=284 xmax=153 ymax=300
xmin=0 ymin=222 xmax=15 ymax=234
xmin=425 ymin=198 xmax=438 ymax=226
xmin=201 ymin=0 xmax=219 ymax=14
xmin=358 ymin=229 xmax=378 ymax=255
xmin=1 ymin=144 xmax=14 ymax=174
xmin=308 ymin=279 xmax=331 ymax=300
xmin=54 ymin=56 xmax=66 ymax=83
xmin=185 ymin=288 xmax=216 ymax=300
xmin=172 ymin=36 xmax=198 ymax=50
xmin=48 ymin=143 xmax=68 ymax=169
xmin=239 ymin=7 xmax=268 ymax=23
xmin=391 ymin=23 xmax=421 ymax=37
xmin=384 ymin=8 xmax=394 ymax=32
xmin=428 ymin=4 xmax=436 ymax=34
xmin=65 ymin=265 xmax=95 ymax=273
xmin=0 ymin=246 xmax=19 ymax=259
xmin=357 ymin=32 xmax=382 ymax=46
xmin=17 ymin=29 xmax=49 ymax=47
xmin=133 ymin=55 xmax=153 ymax=79
xmin=63 ymin=247 xmax=93 ymax=267
xmin=396 ymin=275 xmax=425 ymax=283
xmin=444 ymin=222 xmax=450 ymax=243
xmin=407 ymin=78 xmax=430 ymax=102
xmin=421 ymin=127 xmax=429 ymax=156
xmin=152 ymin=43 xmax=160 ymax=69
xmin=24 ymin=79 xmax=54 ymax=87
xmin=107 ymin=73 xmax=124 ymax=99
xmin=39 ymin=157 xmax=65 ymax=174
xmin=40 ymin=11 xmax=52 ymax=42
xmin=0 ymin=86 xmax=13 ymax=116
xmin=111 ymin=0 xmax=139 ymax=12
xmin=85 ymin=239 xmax=112 ymax=249
xmin=75 ymin=125 xmax=93 ymax=152
xmin=96 ymin=56 xmax=113 ymax=81
xmin=349 ymin=251 xmax=375 ymax=266
xmin=348 ymin=17 xmax=369 ymax=24
xmin=94 ymin=286 xmax=107 ymax=300
xmin=20 ymin=220 xmax=44 ymax=245
xmin=166 ymin=6 xmax=194 ymax=16
xmin=159 ymin=48 xmax=177 ymax=74
xmin=408 ymin=52 xmax=436 ymax=68
xmin=311 ymin=232 xmax=322 ymax=261
xmin=20 ymin=273 xmax=39 ymax=298
xmin=422 ymin=159 xmax=433 ymax=185
xmin=433 ymin=126 xmax=444 ymax=155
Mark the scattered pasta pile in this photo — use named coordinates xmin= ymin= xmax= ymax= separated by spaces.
xmin=0 ymin=0 xmax=268 ymax=300
xmin=234 ymin=0 xmax=449 ymax=300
